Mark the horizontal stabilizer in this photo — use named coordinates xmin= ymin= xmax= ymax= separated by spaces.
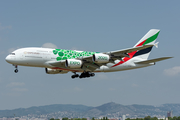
xmin=135 ymin=57 xmax=173 ymax=64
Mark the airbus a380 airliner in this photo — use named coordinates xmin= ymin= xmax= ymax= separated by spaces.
xmin=5 ymin=29 xmax=172 ymax=79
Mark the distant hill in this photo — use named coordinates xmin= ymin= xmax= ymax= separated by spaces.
xmin=0 ymin=104 xmax=92 ymax=118
xmin=0 ymin=102 xmax=180 ymax=118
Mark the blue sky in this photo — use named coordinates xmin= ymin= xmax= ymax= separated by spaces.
xmin=0 ymin=0 xmax=180 ymax=110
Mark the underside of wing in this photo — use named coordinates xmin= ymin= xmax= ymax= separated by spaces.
xmin=135 ymin=57 xmax=173 ymax=64
xmin=47 ymin=60 xmax=66 ymax=68
xmin=47 ymin=60 xmax=100 ymax=72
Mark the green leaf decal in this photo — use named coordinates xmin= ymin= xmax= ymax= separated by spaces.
xmin=54 ymin=49 xmax=99 ymax=61
xmin=56 ymin=57 xmax=62 ymax=61
xmin=58 ymin=52 xmax=64 ymax=56
xmin=53 ymin=50 xmax=58 ymax=55
xmin=62 ymin=57 xmax=67 ymax=60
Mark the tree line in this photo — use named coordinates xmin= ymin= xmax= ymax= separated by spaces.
xmin=50 ymin=118 xmax=88 ymax=120
xmin=126 ymin=116 xmax=180 ymax=120
xmin=50 ymin=117 xmax=108 ymax=120
xmin=50 ymin=116 xmax=180 ymax=120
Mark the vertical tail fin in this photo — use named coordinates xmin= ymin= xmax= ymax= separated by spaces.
xmin=133 ymin=29 xmax=160 ymax=60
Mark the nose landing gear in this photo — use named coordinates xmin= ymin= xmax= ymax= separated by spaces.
xmin=14 ymin=65 xmax=18 ymax=73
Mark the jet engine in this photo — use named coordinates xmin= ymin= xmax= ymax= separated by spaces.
xmin=45 ymin=68 xmax=68 ymax=74
xmin=93 ymin=53 xmax=110 ymax=63
xmin=65 ymin=59 xmax=82 ymax=68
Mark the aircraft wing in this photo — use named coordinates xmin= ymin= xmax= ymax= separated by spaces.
xmin=105 ymin=44 xmax=154 ymax=56
xmin=47 ymin=44 xmax=157 ymax=72
xmin=135 ymin=57 xmax=173 ymax=64
xmin=82 ymin=44 xmax=154 ymax=62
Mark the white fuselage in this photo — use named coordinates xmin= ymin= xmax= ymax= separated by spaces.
xmin=5 ymin=47 xmax=153 ymax=73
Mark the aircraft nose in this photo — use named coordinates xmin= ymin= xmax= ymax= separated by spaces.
xmin=5 ymin=55 xmax=11 ymax=63
xmin=5 ymin=55 xmax=15 ymax=63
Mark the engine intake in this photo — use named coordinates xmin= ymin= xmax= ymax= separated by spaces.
xmin=93 ymin=53 xmax=110 ymax=63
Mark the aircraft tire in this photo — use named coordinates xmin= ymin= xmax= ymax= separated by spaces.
xmin=75 ymin=74 xmax=79 ymax=77
xmin=90 ymin=73 xmax=95 ymax=77
xmin=14 ymin=69 xmax=18 ymax=73
xmin=71 ymin=74 xmax=79 ymax=79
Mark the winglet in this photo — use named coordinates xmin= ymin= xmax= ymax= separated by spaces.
xmin=154 ymin=42 xmax=159 ymax=48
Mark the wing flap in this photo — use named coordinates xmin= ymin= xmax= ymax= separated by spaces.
xmin=135 ymin=57 xmax=173 ymax=64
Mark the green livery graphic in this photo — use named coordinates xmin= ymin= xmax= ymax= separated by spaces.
xmin=53 ymin=49 xmax=99 ymax=61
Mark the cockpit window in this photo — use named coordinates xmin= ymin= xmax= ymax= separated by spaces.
xmin=10 ymin=53 xmax=15 ymax=55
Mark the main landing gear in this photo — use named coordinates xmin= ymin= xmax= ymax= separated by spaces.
xmin=71 ymin=72 xmax=95 ymax=79
xmin=14 ymin=65 xmax=18 ymax=73
xmin=71 ymin=73 xmax=79 ymax=79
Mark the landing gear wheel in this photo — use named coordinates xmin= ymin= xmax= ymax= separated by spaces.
xmin=13 ymin=65 xmax=18 ymax=73
xmin=71 ymin=73 xmax=79 ymax=79
xmin=90 ymin=73 xmax=95 ymax=77
xmin=14 ymin=69 xmax=18 ymax=73
xmin=75 ymin=74 xmax=79 ymax=77
xmin=79 ymin=72 xmax=95 ymax=78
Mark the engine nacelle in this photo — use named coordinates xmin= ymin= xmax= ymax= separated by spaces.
xmin=65 ymin=59 xmax=82 ymax=68
xmin=93 ymin=53 xmax=110 ymax=63
xmin=45 ymin=68 xmax=68 ymax=74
